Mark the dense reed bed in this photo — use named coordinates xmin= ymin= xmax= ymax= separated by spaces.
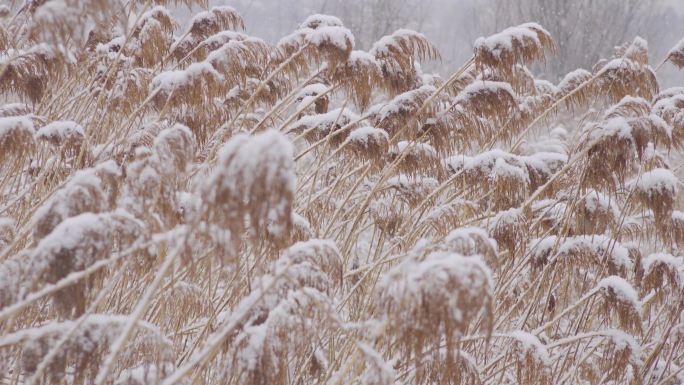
xmin=1 ymin=2 xmax=684 ymax=384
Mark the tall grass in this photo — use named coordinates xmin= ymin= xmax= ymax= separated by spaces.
xmin=1 ymin=2 xmax=684 ymax=385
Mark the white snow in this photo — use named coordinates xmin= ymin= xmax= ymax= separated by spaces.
xmin=202 ymin=30 xmax=248 ymax=48
xmin=300 ymin=14 xmax=344 ymax=29
xmin=0 ymin=103 xmax=31 ymax=117
xmin=598 ymin=276 xmax=641 ymax=310
xmin=509 ymin=330 xmax=551 ymax=365
xmin=590 ymin=117 xmax=632 ymax=142
xmin=282 ymin=239 xmax=340 ymax=262
xmin=207 ymin=130 xmax=295 ymax=208
xmin=521 ymin=152 xmax=568 ymax=176
xmin=442 ymin=227 xmax=498 ymax=256
xmin=534 ymin=79 xmax=559 ymax=95
xmin=642 ymin=253 xmax=683 ymax=285
xmin=673 ymin=210 xmax=684 ymax=221
xmin=492 ymin=207 xmax=523 ymax=226
xmin=151 ymin=61 xmax=222 ymax=93
xmin=557 ymin=68 xmax=592 ymax=93
xmin=386 ymin=174 xmax=439 ymax=194
xmin=32 ymin=210 xmax=140 ymax=272
xmin=608 ymin=95 xmax=650 ymax=112
xmin=0 ymin=314 xmax=171 ymax=349
xmin=582 ymin=190 xmax=620 ymax=218
xmin=390 ymin=141 xmax=437 ymax=157
xmin=474 ymin=23 xmax=545 ymax=57
xmin=603 ymin=329 xmax=643 ymax=365
xmin=276 ymin=28 xmax=310 ymax=50
xmin=377 ymin=250 xmax=493 ymax=324
xmin=633 ymin=168 xmax=678 ymax=197
xmin=35 ymin=120 xmax=84 ymax=143
xmin=667 ymin=36 xmax=684 ymax=58
xmin=0 ymin=116 xmax=34 ymax=137
xmin=346 ymin=126 xmax=388 ymax=145
xmin=373 ymin=85 xmax=435 ymax=122
xmin=297 ymin=83 xmax=329 ymax=98
xmin=455 ymin=80 xmax=515 ymax=104
xmin=31 ymin=167 xmax=106 ymax=237
xmin=492 ymin=156 xmax=530 ymax=181
xmin=370 ymin=29 xmax=428 ymax=57
xmin=347 ymin=50 xmax=380 ymax=68
xmin=558 ymin=235 xmax=631 ymax=270
xmin=306 ymin=26 xmax=355 ymax=51
xmin=293 ymin=108 xmax=358 ymax=132
xmin=357 ymin=341 xmax=395 ymax=385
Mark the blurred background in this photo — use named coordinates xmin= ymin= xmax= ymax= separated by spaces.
xmin=175 ymin=0 xmax=684 ymax=86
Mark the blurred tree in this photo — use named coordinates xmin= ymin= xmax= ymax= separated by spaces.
xmin=317 ymin=0 xmax=434 ymax=49
xmin=222 ymin=0 xmax=684 ymax=84
xmin=473 ymin=0 xmax=668 ymax=79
